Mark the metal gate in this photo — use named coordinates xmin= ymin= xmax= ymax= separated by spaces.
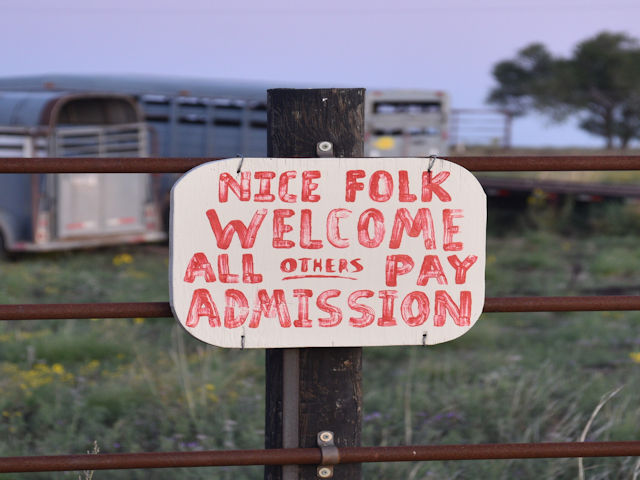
xmin=0 ymin=155 xmax=639 ymax=476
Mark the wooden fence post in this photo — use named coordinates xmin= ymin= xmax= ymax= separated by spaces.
xmin=265 ymin=88 xmax=365 ymax=480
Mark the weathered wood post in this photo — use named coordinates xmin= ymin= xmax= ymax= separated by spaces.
xmin=265 ymin=88 xmax=365 ymax=480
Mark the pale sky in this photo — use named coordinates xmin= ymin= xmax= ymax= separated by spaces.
xmin=3 ymin=0 xmax=640 ymax=147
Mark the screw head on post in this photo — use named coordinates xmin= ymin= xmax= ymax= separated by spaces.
xmin=317 ymin=466 xmax=333 ymax=478
xmin=316 ymin=141 xmax=334 ymax=157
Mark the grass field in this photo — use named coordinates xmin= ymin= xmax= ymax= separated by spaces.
xmin=1 ymin=199 xmax=640 ymax=479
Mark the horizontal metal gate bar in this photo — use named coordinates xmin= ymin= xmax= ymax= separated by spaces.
xmin=2 ymin=441 xmax=640 ymax=473
xmin=1 ymin=296 xmax=639 ymax=320
xmin=0 ymin=302 xmax=171 ymax=320
xmin=2 ymin=156 xmax=640 ymax=173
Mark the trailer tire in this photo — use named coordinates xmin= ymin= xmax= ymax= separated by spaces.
xmin=0 ymin=231 xmax=15 ymax=261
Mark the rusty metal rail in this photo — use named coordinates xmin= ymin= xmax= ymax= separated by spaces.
xmin=1 ymin=296 xmax=640 ymax=320
xmin=3 ymin=155 xmax=640 ymax=173
xmin=0 ymin=302 xmax=172 ymax=320
xmin=2 ymin=441 xmax=640 ymax=473
xmin=0 ymin=157 xmax=211 ymax=173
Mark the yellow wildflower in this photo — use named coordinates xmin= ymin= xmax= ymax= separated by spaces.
xmin=630 ymin=352 xmax=640 ymax=363
xmin=113 ymin=253 xmax=134 ymax=266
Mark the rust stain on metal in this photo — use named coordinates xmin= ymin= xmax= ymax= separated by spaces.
xmin=2 ymin=156 xmax=640 ymax=173
xmin=483 ymin=295 xmax=640 ymax=312
xmin=1 ymin=442 xmax=640 ymax=473
xmin=0 ymin=302 xmax=172 ymax=320
xmin=0 ymin=448 xmax=320 ymax=473
xmin=1 ymin=296 xmax=640 ymax=321
xmin=0 ymin=158 xmax=217 ymax=173
xmin=446 ymin=155 xmax=640 ymax=171
xmin=338 ymin=441 xmax=640 ymax=463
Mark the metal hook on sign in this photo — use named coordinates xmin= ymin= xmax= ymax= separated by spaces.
xmin=241 ymin=334 xmax=245 ymax=350
xmin=427 ymin=154 xmax=437 ymax=173
xmin=426 ymin=155 xmax=437 ymax=184
xmin=422 ymin=332 xmax=428 ymax=347
xmin=236 ymin=155 xmax=245 ymax=175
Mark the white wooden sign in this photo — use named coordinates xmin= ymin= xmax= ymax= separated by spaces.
xmin=169 ymin=157 xmax=486 ymax=348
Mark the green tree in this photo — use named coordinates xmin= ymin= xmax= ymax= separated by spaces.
xmin=488 ymin=32 xmax=640 ymax=149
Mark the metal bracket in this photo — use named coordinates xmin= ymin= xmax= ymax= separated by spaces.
xmin=316 ymin=431 xmax=339 ymax=478
xmin=316 ymin=141 xmax=334 ymax=157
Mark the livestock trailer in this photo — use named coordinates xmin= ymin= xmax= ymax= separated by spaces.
xmin=0 ymin=75 xmax=451 ymax=159
xmin=0 ymin=75 xmax=271 ymax=158
xmin=0 ymin=75 xmax=276 ymax=226
xmin=0 ymin=90 xmax=165 ymax=253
